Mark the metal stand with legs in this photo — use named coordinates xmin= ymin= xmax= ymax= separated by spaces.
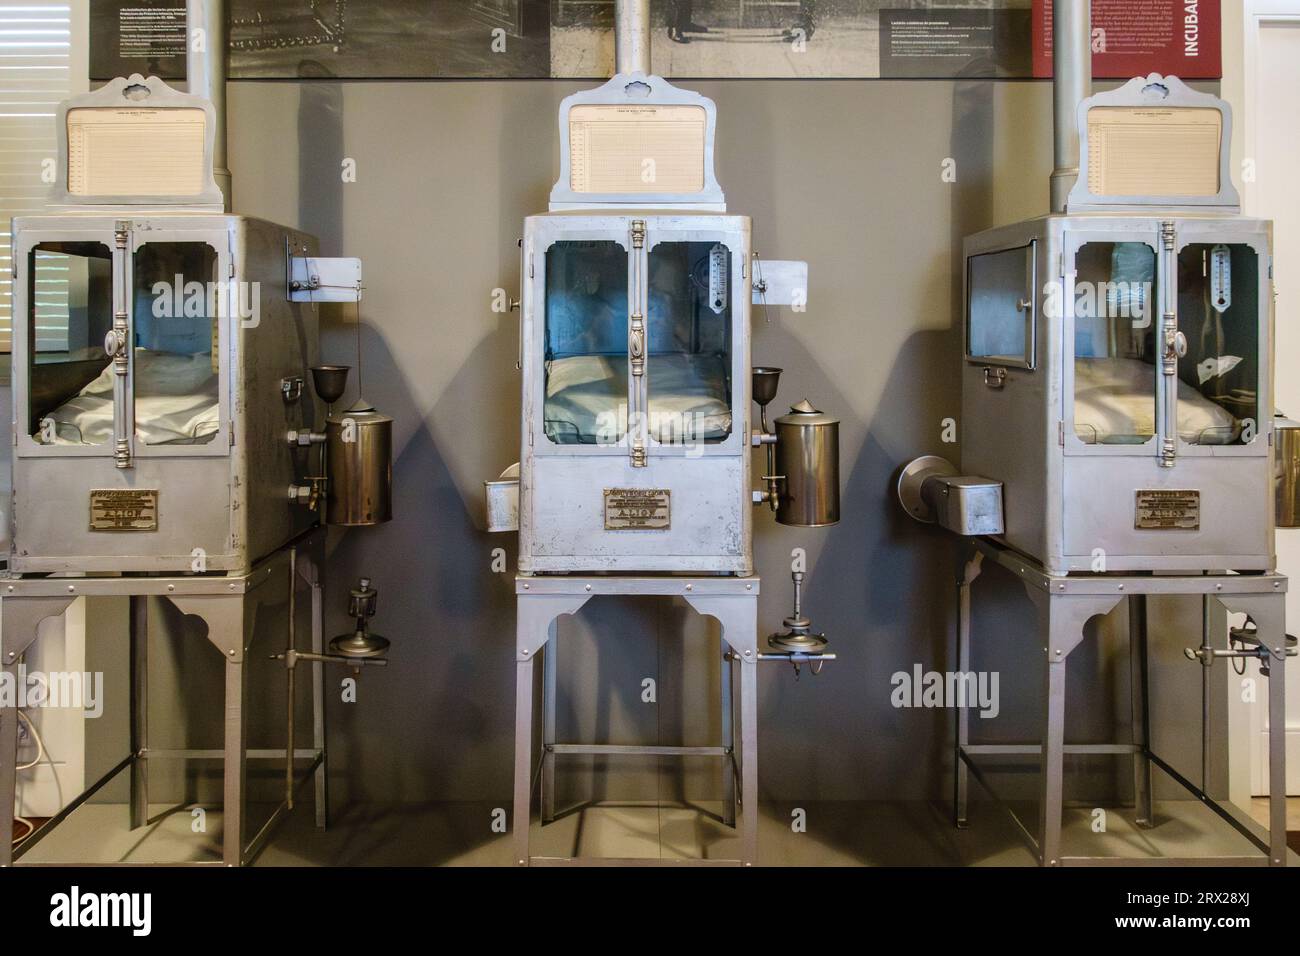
xmin=955 ymin=538 xmax=1289 ymax=867
xmin=514 ymin=574 xmax=759 ymax=866
xmin=0 ymin=529 xmax=330 ymax=867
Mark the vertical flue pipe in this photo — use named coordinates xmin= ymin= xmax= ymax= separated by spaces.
xmin=1049 ymin=0 xmax=1091 ymax=213
xmin=187 ymin=0 xmax=231 ymax=209
xmin=615 ymin=0 xmax=651 ymax=75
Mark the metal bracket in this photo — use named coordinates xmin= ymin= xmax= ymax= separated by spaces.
xmin=286 ymin=244 xmax=362 ymax=303
xmin=281 ymin=376 xmax=304 ymax=403
xmin=751 ymin=258 xmax=808 ymax=307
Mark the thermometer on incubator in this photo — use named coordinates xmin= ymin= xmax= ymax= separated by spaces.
xmin=1209 ymin=244 xmax=1231 ymax=314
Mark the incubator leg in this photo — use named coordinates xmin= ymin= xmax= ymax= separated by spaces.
xmin=222 ymin=651 xmax=248 ymax=867
xmin=955 ymin=551 xmax=982 ymax=829
xmin=1252 ymin=594 xmax=1289 ymax=866
xmin=1221 ymin=592 xmax=1288 ymax=865
xmin=721 ymin=637 xmax=736 ymax=828
xmin=513 ymin=653 xmax=535 ymax=866
xmin=0 ymin=659 xmax=19 ymax=866
xmin=541 ymin=619 xmax=557 ymax=824
xmin=129 ymin=596 xmax=149 ymax=830
xmin=739 ymin=656 xmax=758 ymax=866
xmin=1128 ymin=594 xmax=1153 ymax=828
xmin=1268 ymin=625 xmax=1288 ymax=866
xmin=311 ymin=578 xmax=328 ymax=829
xmin=685 ymin=591 xmax=759 ymax=864
xmin=1038 ymin=602 xmax=1070 ymax=867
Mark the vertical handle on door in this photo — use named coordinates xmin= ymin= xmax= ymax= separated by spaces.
xmin=629 ymin=220 xmax=647 ymax=467
xmin=111 ymin=221 xmax=133 ymax=469
xmin=1159 ymin=221 xmax=1178 ymax=468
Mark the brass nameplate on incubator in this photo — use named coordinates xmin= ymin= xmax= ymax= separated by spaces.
xmin=604 ymin=488 xmax=671 ymax=530
xmin=1134 ymin=490 xmax=1199 ymax=530
xmin=89 ymin=490 xmax=158 ymax=532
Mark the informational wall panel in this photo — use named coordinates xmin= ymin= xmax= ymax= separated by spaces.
xmin=90 ymin=1 xmax=1220 ymax=81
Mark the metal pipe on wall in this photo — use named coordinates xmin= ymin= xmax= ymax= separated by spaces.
xmin=1049 ymin=0 xmax=1091 ymax=213
xmin=186 ymin=0 xmax=231 ymax=209
xmin=615 ymin=0 xmax=651 ymax=75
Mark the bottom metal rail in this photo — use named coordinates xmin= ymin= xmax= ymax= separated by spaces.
xmin=11 ymin=747 xmax=326 ymax=866
xmin=957 ymin=742 xmax=1280 ymax=865
xmin=12 ymin=753 xmax=134 ymax=862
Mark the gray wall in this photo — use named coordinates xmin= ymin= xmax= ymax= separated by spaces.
xmin=216 ymin=77 xmax=1223 ymax=811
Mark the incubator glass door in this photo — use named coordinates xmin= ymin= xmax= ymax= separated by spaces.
xmin=131 ymin=241 xmax=223 ymax=447
xmin=645 ymin=239 xmax=734 ymax=448
xmin=1066 ymin=237 xmax=1160 ymax=451
xmin=25 ymin=241 xmax=113 ymax=448
xmin=1174 ymin=241 xmax=1262 ymax=450
xmin=542 ymin=239 xmax=630 ymax=447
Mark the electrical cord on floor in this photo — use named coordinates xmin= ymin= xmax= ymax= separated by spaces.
xmin=16 ymin=709 xmax=45 ymax=771
xmin=12 ymin=709 xmax=50 ymax=845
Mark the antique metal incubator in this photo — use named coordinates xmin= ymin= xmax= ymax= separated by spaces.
xmin=486 ymin=0 xmax=840 ymax=865
xmin=896 ymin=2 xmax=1292 ymax=867
xmin=1 ymin=0 xmax=393 ymax=866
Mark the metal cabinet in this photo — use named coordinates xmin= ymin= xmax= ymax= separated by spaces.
xmin=10 ymin=214 xmax=323 ymax=573
xmin=518 ymin=212 xmax=754 ymax=573
xmin=961 ymin=214 xmax=1274 ymax=574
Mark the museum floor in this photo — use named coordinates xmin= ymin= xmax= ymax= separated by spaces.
xmin=14 ymin=797 xmax=1300 ymax=866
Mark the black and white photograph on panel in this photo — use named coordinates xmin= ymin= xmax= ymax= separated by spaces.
xmin=549 ymin=0 xmax=1032 ymax=79
xmin=228 ymin=0 xmax=550 ymax=78
xmin=91 ymin=0 xmax=553 ymax=80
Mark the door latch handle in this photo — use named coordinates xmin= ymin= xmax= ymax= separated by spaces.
xmin=983 ymin=366 xmax=1006 ymax=389
xmin=104 ymin=327 xmax=127 ymax=361
xmin=1172 ymin=330 xmax=1187 ymax=358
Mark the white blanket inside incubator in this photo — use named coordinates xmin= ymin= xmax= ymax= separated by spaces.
xmin=40 ymin=349 xmax=219 ymax=446
xmin=545 ymin=352 xmax=732 ymax=444
xmin=1073 ymin=357 xmax=1240 ymax=445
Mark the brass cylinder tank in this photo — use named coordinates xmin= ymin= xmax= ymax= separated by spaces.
xmin=774 ymin=399 xmax=839 ymax=527
xmin=326 ymin=398 xmax=393 ymax=526
xmin=1275 ymin=415 xmax=1300 ymax=530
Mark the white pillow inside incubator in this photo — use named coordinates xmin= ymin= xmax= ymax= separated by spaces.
xmin=1073 ymin=357 xmax=1240 ymax=445
xmin=36 ymin=349 xmax=220 ymax=446
xmin=544 ymin=352 xmax=732 ymax=445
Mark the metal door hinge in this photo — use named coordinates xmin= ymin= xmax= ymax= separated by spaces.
xmin=631 ymin=440 xmax=646 ymax=468
xmin=631 ymin=220 xmax=646 ymax=249
xmin=1057 ymin=421 xmax=1064 ymax=446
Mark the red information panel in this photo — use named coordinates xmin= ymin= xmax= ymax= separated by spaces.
xmin=1033 ymin=0 xmax=1221 ymax=79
